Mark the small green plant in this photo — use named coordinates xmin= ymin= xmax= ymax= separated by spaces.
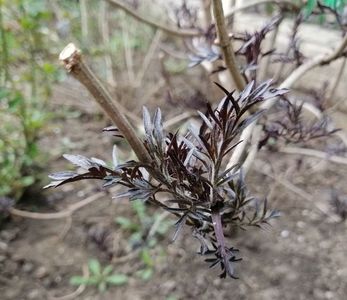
xmin=0 ymin=0 xmax=61 ymax=201
xmin=136 ymin=248 xmax=155 ymax=281
xmin=70 ymin=259 xmax=128 ymax=292
xmin=116 ymin=201 xmax=172 ymax=248
xmin=116 ymin=201 xmax=172 ymax=281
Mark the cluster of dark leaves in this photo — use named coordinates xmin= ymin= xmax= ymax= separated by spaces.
xmin=261 ymin=97 xmax=338 ymax=144
xmin=46 ymin=81 xmax=286 ymax=278
xmin=188 ymin=15 xmax=291 ymax=82
xmin=271 ymin=14 xmax=305 ymax=69
xmin=330 ymin=189 xmax=347 ymax=220
xmin=234 ymin=15 xmax=283 ymax=80
xmin=172 ymin=0 xmax=199 ymax=29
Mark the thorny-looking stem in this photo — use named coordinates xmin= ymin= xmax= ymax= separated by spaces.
xmin=212 ymin=0 xmax=246 ymax=91
xmin=59 ymin=43 xmax=151 ymax=164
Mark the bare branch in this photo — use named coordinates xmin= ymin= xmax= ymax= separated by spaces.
xmin=59 ymin=43 xmax=151 ymax=163
xmin=9 ymin=191 xmax=105 ymax=220
xmin=327 ymin=57 xmax=346 ymax=103
xmin=212 ymin=0 xmax=246 ymax=91
xmin=225 ymin=0 xmax=300 ymax=19
xmin=106 ymin=0 xmax=201 ymax=37
xmin=279 ymin=146 xmax=347 ymax=165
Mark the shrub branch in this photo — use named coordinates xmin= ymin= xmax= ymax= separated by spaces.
xmin=59 ymin=43 xmax=151 ymax=164
xmin=228 ymin=34 xmax=347 ymax=172
xmin=106 ymin=0 xmax=201 ymax=37
xmin=212 ymin=0 xmax=246 ymax=91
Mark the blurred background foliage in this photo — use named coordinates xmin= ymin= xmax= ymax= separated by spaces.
xmin=0 ymin=0 xmax=62 ymax=199
xmin=0 ymin=0 xmax=157 ymax=202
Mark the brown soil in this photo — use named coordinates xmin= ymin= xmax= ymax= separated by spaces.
xmin=1 ymin=79 xmax=347 ymax=300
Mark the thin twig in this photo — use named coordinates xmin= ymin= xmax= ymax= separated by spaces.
xmin=242 ymin=125 xmax=262 ymax=174
xmin=106 ymin=0 xmax=298 ymax=41
xmin=212 ymin=0 xmax=245 ymax=91
xmin=279 ymin=146 xmax=347 ymax=165
xmin=327 ymin=57 xmax=346 ymax=103
xmin=49 ymin=264 xmax=89 ymax=300
xmin=228 ymin=0 xmax=236 ymax=30
xmin=122 ymin=21 xmax=135 ymax=83
xmin=99 ymin=0 xmax=116 ymax=86
xmin=112 ymin=249 xmax=141 ymax=264
xmin=158 ymin=43 xmax=188 ymax=59
xmin=9 ymin=191 xmax=106 ymax=220
xmin=201 ymin=0 xmax=212 ymax=30
xmin=163 ymin=111 xmax=196 ymax=129
xmin=59 ymin=43 xmax=151 ymax=163
xmin=106 ymin=0 xmax=201 ymax=37
xmin=136 ymin=30 xmax=163 ymax=86
xmin=321 ymin=34 xmax=347 ymax=64
xmin=57 ymin=215 xmax=73 ymax=240
xmin=80 ymin=0 xmax=89 ymax=44
xmin=258 ymin=23 xmax=280 ymax=81
xmin=254 ymin=162 xmax=340 ymax=222
xmin=138 ymin=78 xmax=166 ymax=107
xmin=225 ymin=0 xmax=300 ymax=19
xmin=228 ymin=34 xmax=347 ymax=170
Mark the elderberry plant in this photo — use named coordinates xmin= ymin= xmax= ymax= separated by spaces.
xmin=46 ymin=80 xmax=286 ymax=278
